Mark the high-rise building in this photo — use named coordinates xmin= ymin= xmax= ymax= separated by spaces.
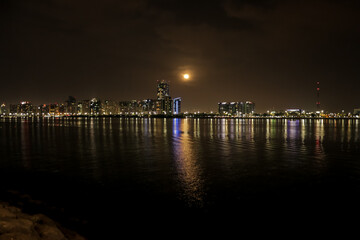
xmin=0 ymin=103 xmax=7 ymax=115
xmin=218 ymin=102 xmax=229 ymax=115
xmin=77 ymin=102 xmax=83 ymax=115
xmin=119 ymin=101 xmax=131 ymax=114
xmin=49 ymin=103 xmax=59 ymax=116
xmin=77 ymin=100 xmax=90 ymax=115
xmin=130 ymin=100 xmax=141 ymax=114
xmin=65 ymin=96 xmax=77 ymax=115
xmin=117 ymin=80 xmax=180 ymax=116
xmin=33 ymin=105 xmax=42 ymax=116
xmin=58 ymin=104 xmax=66 ymax=115
xmin=156 ymin=80 xmax=172 ymax=115
xmin=156 ymin=97 xmax=172 ymax=115
xmin=244 ymin=101 xmax=255 ymax=115
xmin=141 ymin=99 xmax=156 ymax=114
xmin=41 ymin=104 xmax=50 ymax=116
xmin=164 ymin=96 xmax=173 ymax=114
xmin=9 ymin=104 xmax=17 ymax=115
xmin=173 ymin=97 xmax=181 ymax=114
xmin=229 ymin=102 xmax=238 ymax=115
xmin=218 ymin=101 xmax=255 ymax=116
xmin=90 ymin=98 xmax=101 ymax=115
xmin=119 ymin=100 xmax=142 ymax=114
xmin=157 ymin=80 xmax=170 ymax=100
xmin=240 ymin=102 xmax=247 ymax=115
xmin=18 ymin=101 xmax=33 ymax=116
xmin=103 ymin=100 xmax=119 ymax=115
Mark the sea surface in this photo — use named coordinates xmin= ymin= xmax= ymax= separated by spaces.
xmin=1 ymin=117 xmax=360 ymax=237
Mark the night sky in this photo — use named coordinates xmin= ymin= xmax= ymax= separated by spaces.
xmin=1 ymin=0 xmax=359 ymax=113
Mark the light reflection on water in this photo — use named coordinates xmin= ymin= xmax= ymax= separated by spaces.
xmin=0 ymin=117 xmax=360 ymax=211
xmin=172 ymin=118 xmax=205 ymax=207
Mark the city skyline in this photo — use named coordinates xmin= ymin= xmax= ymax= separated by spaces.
xmin=1 ymin=80 xmax=185 ymax=116
xmin=1 ymin=1 xmax=360 ymax=113
xmin=1 ymin=78 xmax=359 ymax=115
xmin=2 ymin=95 xmax=360 ymax=117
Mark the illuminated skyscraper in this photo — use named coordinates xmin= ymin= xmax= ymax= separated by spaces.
xmin=173 ymin=97 xmax=181 ymax=114
xmin=141 ymin=99 xmax=156 ymax=114
xmin=65 ymin=96 xmax=77 ymax=115
xmin=90 ymin=98 xmax=101 ymax=115
xmin=77 ymin=100 xmax=90 ymax=115
xmin=156 ymin=97 xmax=172 ymax=115
xmin=244 ymin=101 xmax=255 ymax=114
xmin=157 ymin=80 xmax=170 ymax=100
xmin=117 ymin=80 xmax=180 ymax=116
xmin=156 ymin=80 xmax=172 ymax=115
xmin=39 ymin=104 xmax=49 ymax=116
xmin=218 ymin=101 xmax=255 ymax=116
xmin=119 ymin=101 xmax=131 ymax=114
xmin=218 ymin=102 xmax=230 ymax=115
xmin=18 ymin=101 xmax=33 ymax=116
xmin=49 ymin=103 xmax=59 ymax=116
xmin=103 ymin=100 xmax=119 ymax=115
xmin=0 ymin=103 xmax=7 ymax=115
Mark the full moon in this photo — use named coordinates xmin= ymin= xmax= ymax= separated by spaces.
xmin=183 ymin=74 xmax=190 ymax=79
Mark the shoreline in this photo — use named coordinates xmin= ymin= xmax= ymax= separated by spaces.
xmin=0 ymin=201 xmax=86 ymax=240
xmin=1 ymin=115 xmax=359 ymax=120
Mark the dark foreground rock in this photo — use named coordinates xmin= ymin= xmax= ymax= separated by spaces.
xmin=0 ymin=202 xmax=86 ymax=240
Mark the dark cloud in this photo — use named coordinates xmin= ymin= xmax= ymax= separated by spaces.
xmin=1 ymin=0 xmax=359 ymax=112
xmin=149 ymin=0 xmax=254 ymax=30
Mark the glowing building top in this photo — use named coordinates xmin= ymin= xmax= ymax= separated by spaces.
xmin=157 ymin=80 xmax=170 ymax=100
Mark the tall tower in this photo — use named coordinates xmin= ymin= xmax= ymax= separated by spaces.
xmin=316 ymin=81 xmax=320 ymax=111
xmin=157 ymin=80 xmax=170 ymax=100
xmin=156 ymin=80 xmax=172 ymax=115
xmin=173 ymin=97 xmax=181 ymax=114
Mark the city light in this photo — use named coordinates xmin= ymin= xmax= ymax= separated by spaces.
xmin=0 ymin=81 xmax=359 ymax=119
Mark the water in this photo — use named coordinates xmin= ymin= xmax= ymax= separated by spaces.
xmin=1 ymin=117 xmax=360 ymax=237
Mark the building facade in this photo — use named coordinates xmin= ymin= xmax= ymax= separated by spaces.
xmin=77 ymin=100 xmax=91 ymax=115
xmin=157 ymin=80 xmax=170 ymax=100
xmin=65 ymin=96 xmax=77 ymax=115
xmin=103 ymin=100 xmax=119 ymax=115
xmin=0 ymin=104 xmax=7 ymax=115
xmin=2 ymin=81 xmax=182 ymax=117
xmin=218 ymin=101 xmax=255 ymax=116
xmin=156 ymin=80 xmax=172 ymax=115
xmin=90 ymin=98 xmax=101 ymax=115
xmin=173 ymin=97 xmax=181 ymax=115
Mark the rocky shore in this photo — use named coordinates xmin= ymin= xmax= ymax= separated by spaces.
xmin=0 ymin=202 xmax=86 ymax=240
